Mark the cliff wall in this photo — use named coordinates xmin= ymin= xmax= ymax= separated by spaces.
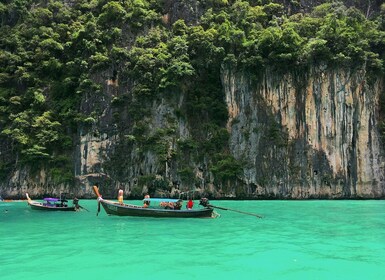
xmin=67 ymin=65 xmax=384 ymax=199
xmin=1 ymin=0 xmax=384 ymax=199
xmin=3 ymin=65 xmax=384 ymax=199
xmin=223 ymin=65 xmax=385 ymax=198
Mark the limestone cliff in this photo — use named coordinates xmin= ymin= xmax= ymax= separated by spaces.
xmin=67 ymin=65 xmax=384 ymax=199
xmin=223 ymin=65 xmax=385 ymax=198
xmin=3 ymin=65 xmax=384 ymax=199
xmin=1 ymin=0 xmax=384 ymax=199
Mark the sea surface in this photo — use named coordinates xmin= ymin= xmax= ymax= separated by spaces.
xmin=1 ymin=199 xmax=384 ymax=280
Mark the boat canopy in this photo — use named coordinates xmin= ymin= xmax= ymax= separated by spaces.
xmin=143 ymin=198 xmax=181 ymax=203
xmin=44 ymin=198 xmax=59 ymax=202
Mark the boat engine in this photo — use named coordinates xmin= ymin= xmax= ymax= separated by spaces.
xmin=199 ymin=198 xmax=209 ymax=207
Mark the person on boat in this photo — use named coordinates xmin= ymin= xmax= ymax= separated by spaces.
xmin=187 ymin=199 xmax=194 ymax=210
xmin=143 ymin=193 xmax=150 ymax=208
xmin=118 ymin=189 xmax=124 ymax=205
xmin=73 ymin=197 xmax=80 ymax=210
xmin=174 ymin=199 xmax=182 ymax=210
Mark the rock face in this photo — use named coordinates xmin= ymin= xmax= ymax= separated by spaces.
xmin=1 ymin=63 xmax=384 ymax=199
xmin=223 ymin=65 xmax=385 ymax=198
xmin=1 ymin=1 xmax=384 ymax=199
xmin=65 ymin=65 xmax=384 ymax=199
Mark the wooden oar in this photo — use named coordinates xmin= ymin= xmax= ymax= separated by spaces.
xmin=208 ymin=204 xmax=263 ymax=218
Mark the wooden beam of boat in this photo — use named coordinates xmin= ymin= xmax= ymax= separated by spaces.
xmin=208 ymin=204 xmax=263 ymax=218
xmin=93 ymin=185 xmax=102 ymax=198
xmin=93 ymin=186 xmax=118 ymax=216
xmin=93 ymin=185 xmax=124 ymax=204
xmin=93 ymin=186 xmax=101 ymax=216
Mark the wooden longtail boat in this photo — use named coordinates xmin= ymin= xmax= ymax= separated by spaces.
xmin=26 ymin=193 xmax=80 ymax=211
xmin=93 ymin=186 xmax=215 ymax=218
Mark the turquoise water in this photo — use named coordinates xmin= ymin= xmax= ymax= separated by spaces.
xmin=1 ymin=200 xmax=385 ymax=280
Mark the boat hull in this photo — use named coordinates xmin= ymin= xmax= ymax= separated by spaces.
xmin=100 ymin=200 xmax=213 ymax=218
xmin=28 ymin=202 xmax=77 ymax=211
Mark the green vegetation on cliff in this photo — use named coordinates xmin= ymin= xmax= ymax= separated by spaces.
xmin=0 ymin=0 xmax=384 ymax=192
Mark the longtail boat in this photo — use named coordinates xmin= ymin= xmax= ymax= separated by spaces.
xmin=26 ymin=193 xmax=81 ymax=211
xmin=93 ymin=186 xmax=215 ymax=218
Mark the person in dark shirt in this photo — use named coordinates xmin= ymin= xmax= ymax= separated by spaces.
xmin=175 ymin=199 xmax=182 ymax=210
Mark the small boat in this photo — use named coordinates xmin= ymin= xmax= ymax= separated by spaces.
xmin=93 ymin=186 xmax=215 ymax=218
xmin=26 ymin=193 xmax=80 ymax=211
